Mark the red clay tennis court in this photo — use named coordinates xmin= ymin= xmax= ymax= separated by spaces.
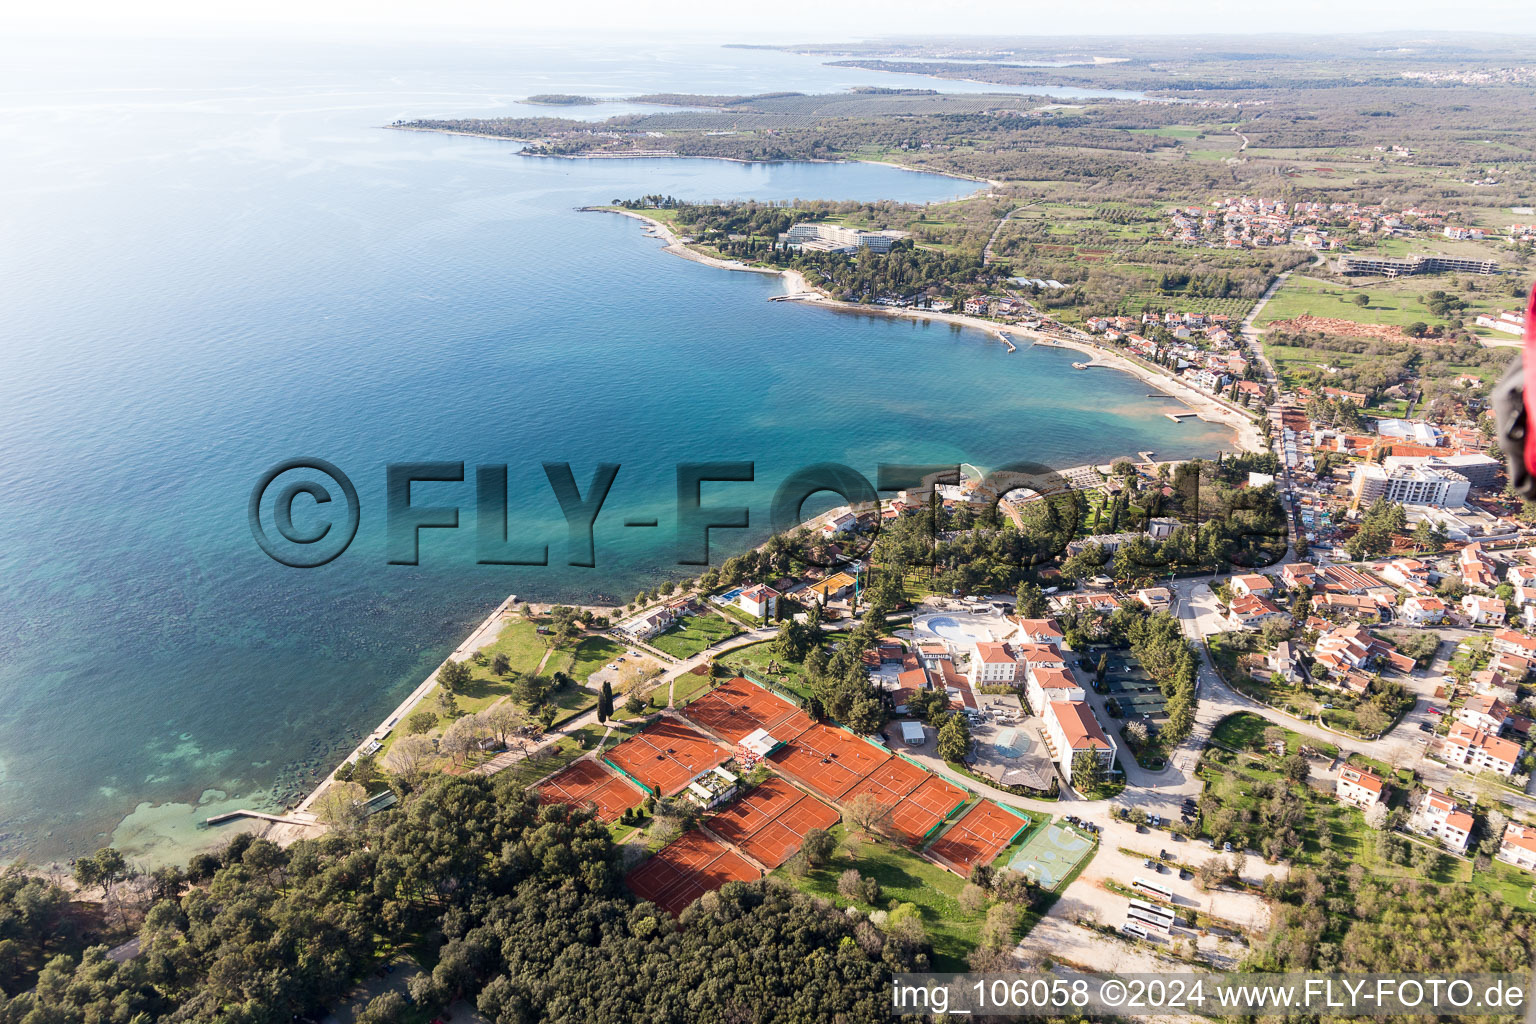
xmin=604 ymin=718 xmax=730 ymax=796
xmin=735 ymin=790 xmax=841 ymax=868
xmin=883 ymin=773 xmax=970 ymax=845
xmin=767 ymin=722 xmax=891 ymax=800
xmin=707 ymin=776 xmax=804 ymax=843
xmin=625 ymin=829 xmax=760 ymax=916
xmin=706 ymin=777 xmax=842 ymax=869
xmin=926 ymin=800 xmax=1031 ymax=875
xmin=681 ymin=676 xmax=814 ymax=743
xmin=537 ymin=758 xmax=644 ymax=822
xmin=841 ymin=754 xmax=927 ymax=810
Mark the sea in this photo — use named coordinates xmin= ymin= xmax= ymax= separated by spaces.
xmin=0 ymin=30 xmax=1227 ymax=863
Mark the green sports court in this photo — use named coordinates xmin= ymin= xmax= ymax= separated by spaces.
xmin=1008 ymin=822 xmax=1094 ymax=890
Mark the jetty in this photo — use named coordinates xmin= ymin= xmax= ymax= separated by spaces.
xmin=996 ymin=331 xmax=1016 ymax=352
xmin=205 ymin=809 xmax=322 ymax=828
xmin=1165 ymin=411 xmax=1199 ymax=422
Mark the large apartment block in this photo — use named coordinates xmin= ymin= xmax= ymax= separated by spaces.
xmin=1337 ymin=254 xmax=1500 ymax=277
xmin=783 ymin=222 xmax=906 ymax=253
xmin=1351 ymin=463 xmax=1470 ymax=509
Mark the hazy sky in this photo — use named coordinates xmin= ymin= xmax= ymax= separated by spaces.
xmin=10 ymin=0 xmax=1536 ymax=38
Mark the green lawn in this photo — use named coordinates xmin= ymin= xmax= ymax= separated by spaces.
xmin=1209 ymin=711 xmax=1338 ymax=759
xmin=671 ymin=667 xmax=718 ymax=706
xmin=774 ymin=825 xmax=989 ymax=970
xmin=568 ymin=636 xmax=626 ymax=682
xmin=649 ymin=613 xmax=742 ymax=660
xmin=1256 ymin=274 xmax=1504 ymax=330
xmin=716 ymin=640 xmax=814 ymax=699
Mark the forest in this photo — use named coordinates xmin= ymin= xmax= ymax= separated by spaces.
xmin=0 ymin=776 xmax=911 ymax=1024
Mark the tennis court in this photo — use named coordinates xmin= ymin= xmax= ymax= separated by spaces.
xmin=682 ymin=676 xmax=812 ymax=743
xmin=885 ymin=773 xmax=970 ymax=845
xmin=841 ymin=755 xmax=926 ymax=811
xmin=927 ymin=800 xmax=1032 ymax=875
xmin=732 ymin=789 xmax=841 ymax=869
xmin=767 ymin=722 xmax=891 ymax=800
xmin=626 ymin=829 xmax=761 ymax=916
xmin=604 ymin=718 xmax=730 ymax=796
xmin=537 ymin=758 xmax=644 ymax=822
xmin=707 ymin=776 xmax=804 ymax=844
xmin=1007 ymin=821 xmax=1093 ymax=890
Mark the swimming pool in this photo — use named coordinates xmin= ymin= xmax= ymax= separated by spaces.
xmin=993 ymin=729 xmax=1031 ymax=759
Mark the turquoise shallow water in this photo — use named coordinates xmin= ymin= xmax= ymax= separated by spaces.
xmin=0 ymin=34 xmax=1223 ymax=861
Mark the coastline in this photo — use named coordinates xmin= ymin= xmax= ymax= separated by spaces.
xmin=385 ymin=126 xmax=991 ymax=191
xmin=592 ymin=207 xmax=1264 ymax=455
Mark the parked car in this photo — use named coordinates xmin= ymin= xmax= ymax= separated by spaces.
xmin=1222 ymin=842 xmax=1233 ymax=852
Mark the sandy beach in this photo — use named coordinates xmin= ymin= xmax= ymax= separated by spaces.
xmin=597 ymin=207 xmax=1264 ymax=455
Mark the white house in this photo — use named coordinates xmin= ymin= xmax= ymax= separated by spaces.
xmin=969 ymin=641 xmax=1018 ymax=686
xmin=1411 ymin=790 xmax=1473 ymax=853
xmin=1014 ymin=618 xmax=1066 ymax=647
xmin=1025 ymin=665 xmax=1083 ymax=717
xmin=1462 ymin=594 xmax=1508 ymax=627
xmin=1336 ymin=764 xmax=1387 ymax=809
xmin=1498 ymin=824 xmax=1536 ymax=872
xmin=1399 ymin=595 xmax=1447 ymax=626
xmin=1044 ymin=700 xmax=1117 ymax=784
xmin=1268 ymin=641 xmax=1302 ymax=684
xmin=619 ymin=606 xmax=675 ymax=640
xmin=1442 ymin=722 xmax=1521 ymax=777
xmin=1457 ymin=694 xmax=1510 ymax=735
xmin=737 ymin=584 xmax=780 ymax=620
xmin=1227 ymin=594 xmax=1290 ymax=631
xmin=1230 ymin=573 xmax=1276 ymax=598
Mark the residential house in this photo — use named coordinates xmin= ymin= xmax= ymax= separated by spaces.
xmin=1411 ymin=790 xmax=1474 ymax=853
xmin=1135 ymin=587 xmax=1173 ymax=612
xmin=1457 ymin=694 xmax=1511 ymax=735
xmin=1498 ymin=824 xmax=1536 ymax=871
xmin=1281 ymin=563 xmax=1319 ymax=589
xmin=619 ymin=606 xmax=676 ymax=640
xmin=1227 ymin=594 xmax=1291 ymax=631
xmin=1463 ymin=594 xmax=1508 ymax=627
xmin=1471 ymin=669 xmax=1518 ymax=698
xmin=1336 ymin=764 xmax=1387 ymax=808
xmin=1492 ymin=629 xmax=1536 ymax=660
xmin=1230 ymin=573 xmax=1276 ymax=598
xmin=1442 ymin=722 xmax=1522 ymax=776
xmin=1491 ymin=649 xmax=1536 ymax=682
xmin=1268 ymin=641 xmax=1303 ymax=684
xmin=1461 ymin=542 xmax=1499 ymax=591
xmin=1380 ymin=558 xmax=1434 ymax=594
xmin=1399 ymin=595 xmax=1447 ymax=626
xmin=805 ymin=571 xmax=856 ymax=603
xmin=737 ymin=584 xmax=780 ymax=620
xmin=1043 ymin=700 xmax=1117 ymax=784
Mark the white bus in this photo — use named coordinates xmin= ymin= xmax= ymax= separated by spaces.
xmin=1132 ymin=876 xmax=1175 ymax=903
xmin=1127 ymin=898 xmax=1175 ymax=933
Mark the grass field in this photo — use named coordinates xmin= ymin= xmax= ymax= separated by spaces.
xmin=649 ymin=613 xmax=742 ymax=659
xmin=1256 ymin=274 xmax=1507 ymax=330
xmin=568 ymin=636 xmax=626 ymax=682
xmin=774 ymin=824 xmax=991 ymax=970
xmin=716 ymin=640 xmax=814 ymax=698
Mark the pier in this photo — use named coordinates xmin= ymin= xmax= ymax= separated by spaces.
xmin=205 ymin=809 xmax=322 ymax=828
xmin=1165 ymin=411 xmax=1199 ymax=422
